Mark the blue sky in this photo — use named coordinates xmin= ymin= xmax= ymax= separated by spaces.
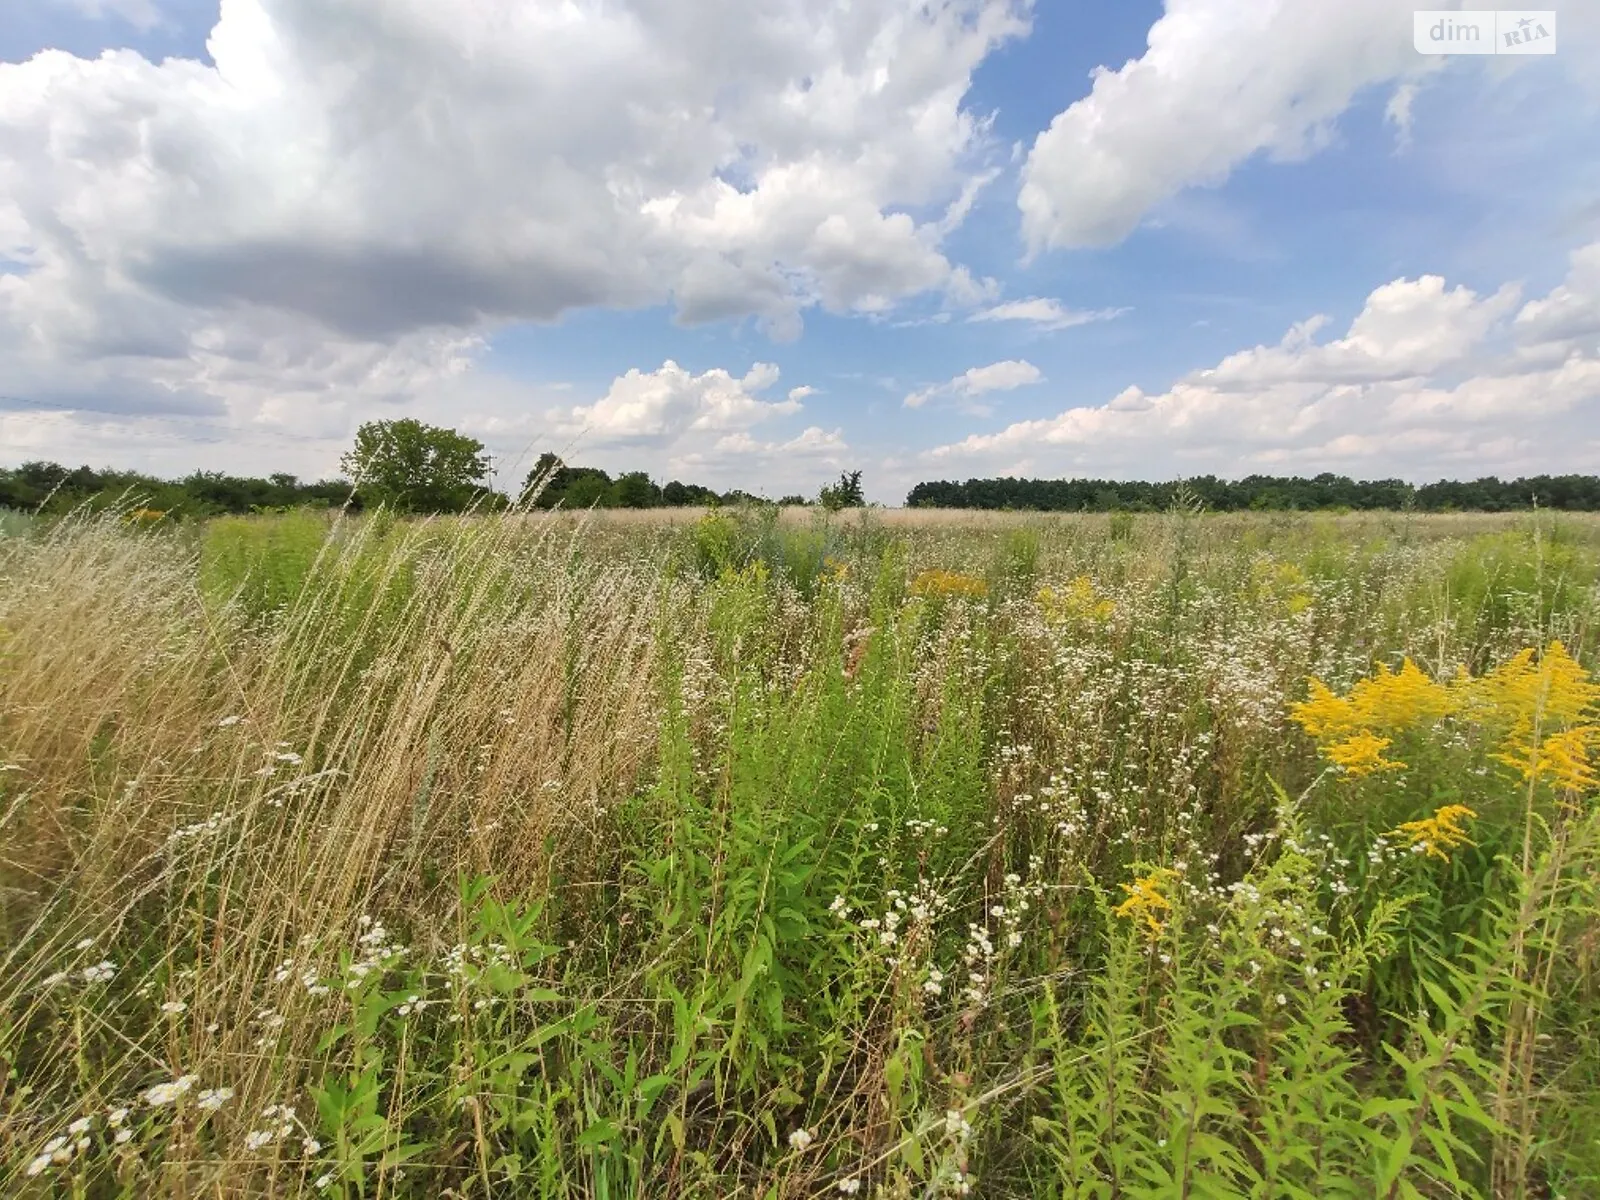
xmin=1 ymin=1 xmax=1596 ymax=502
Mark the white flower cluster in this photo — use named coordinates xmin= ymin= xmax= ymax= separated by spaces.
xmin=244 ymin=1102 xmax=320 ymax=1156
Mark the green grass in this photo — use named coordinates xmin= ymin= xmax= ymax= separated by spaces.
xmin=1 ymin=506 xmax=1599 ymax=1197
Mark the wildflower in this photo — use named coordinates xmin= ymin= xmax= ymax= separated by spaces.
xmin=304 ymin=1137 xmax=322 ymax=1154
xmin=788 ymin=1128 xmax=815 ymax=1151
xmin=1323 ymin=731 xmax=1406 ymax=777
xmin=75 ymin=937 xmax=95 ymax=950
xmin=910 ymin=569 xmax=988 ymax=600
xmin=945 ymin=1108 xmax=973 ymax=1140
xmin=142 ymin=1075 xmax=198 ymax=1106
xmin=1113 ymin=868 xmax=1178 ymax=939
xmin=161 ymin=1000 xmax=188 ymax=1015
xmin=315 ymin=1173 xmax=335 ymax=1189
xmin=244 ymin=1129 xmax=275 ymax=1150
xmin=42 ymin=969 xmax=71 ymax=988
xmin=25 ymin=1154 xmax=52 ymax=1177
xmin=82 ymin=960 xmax=116 ymax=984
xmin=1389 ymin=804 xmax=1478 ymax=862
xmin=216 ymin=715 xmax=242 ymax=728
xmin=114 ymin=1128 xmax=133 ymax=1145
xmin=108 ymin=1108 xmax=129 ymax=1128
xmin=197 ymin=1088 xmax=234 ymax=1112
xmin=1038 ymin=576 xmax=1114 ymax=623
xmin=1532 ymin=725 xmax=1600 ymax=794
xmin=68 ymin=1117 xmax=92 ymax=1135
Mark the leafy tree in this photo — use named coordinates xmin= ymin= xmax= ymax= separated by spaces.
xmin=341 ymin=419 xmax=492 ymax=513
xmin=777 ymin=494 xmax=808 ymax=506
xmin=608 ymin=471 xmax=662 ymax=509
xmin=819 ymin=470 xmax=865 ymax=511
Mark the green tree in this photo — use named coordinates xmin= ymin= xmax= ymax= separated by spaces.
xmin=340 ymin=419 xmax=492 ymax=514
xmin=608 ymin=471 xmax=662 ymax=509
xmin=818 ymin=470 xmax=865 ymax=511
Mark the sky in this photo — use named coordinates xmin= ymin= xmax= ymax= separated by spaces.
xmin=0 ymin=0 xmax=1597 ymax=504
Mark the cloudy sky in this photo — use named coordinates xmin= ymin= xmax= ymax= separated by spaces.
xmin=1 ymin=0 xmax=1597 ymax=502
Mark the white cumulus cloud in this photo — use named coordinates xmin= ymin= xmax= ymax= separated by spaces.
xmin=904 ymin=359 xmax=1042 ymax=411
xmin=0 ymin=0 xmax=1026 ymax=472
xmin=1019 ymin=0 xmax=1441 ymax=252
xmin=925 ymin=240 xmax=1600 ymax=480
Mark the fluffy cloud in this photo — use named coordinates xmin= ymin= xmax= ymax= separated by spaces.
xmin=968 ymin=298 xmax=1130 ymax=332
xmin=926 ymin=240 xmax=1600 ymax=479
xmin=1019 ymin=0 xmax=1436 ymax=251
xmin=1 ymin=0 xmax=1026 ymax=341
xmin=904 ymin=359 xmax=1042 ymax=411
xmin=556 ymin=362 xmax=800 ymax=446
xmin=542 ymin=360 xmax=846 ymax=494
xmin=0 ymin=0 xmax=1026 ymax=470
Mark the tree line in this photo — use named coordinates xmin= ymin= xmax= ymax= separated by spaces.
xmin=905 ymin=474 xmax=1600 ymax=513
xmin=0 ymin=419 xmax=868 ymax=516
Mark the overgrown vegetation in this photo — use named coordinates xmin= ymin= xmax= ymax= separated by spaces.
xmin=3 ymin=505 xmax=1600 ymax=1197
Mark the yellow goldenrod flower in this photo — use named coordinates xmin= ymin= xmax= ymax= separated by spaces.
xmin=1292 ymin=658 xmax=1456 ymax=776
xmin=1461 ymin=642 xmax=1599 ymax=787
xmin=911 ymin=569 xmax=988 ymax=600
xmin=1389 ymin=804 xmax=1478 ymax=862
xmin=1323 ymin=730 xmax=1406 ymax=776
xmin=1528 ymin=725 xmax=1599 ymax=794
xmin=1290 ymin=678 xmax=1361 ymax=741
xmin=1037 ymin=576 xmax=1114 ymax=624
xmin=1346 ymin=658 xmax=1458 ymax=730
xmin=1113 ymin=868 xmax=1178 ymax=939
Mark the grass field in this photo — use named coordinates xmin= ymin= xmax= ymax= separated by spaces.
xmin=3 ymin=504 xmax=1600 ymax=1198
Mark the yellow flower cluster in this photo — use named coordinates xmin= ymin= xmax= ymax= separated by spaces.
xmin=1292 ymin=642 xmax=1599 ymax=794
xmin=1037 ymin=576 xmax=1114 ymax=624
xmin=1458 ymin=642 xmax=1600 ymax=793
xmin=910 ymin=569 xmax=988 ymax=600
xmin=125 ymin=508 xmax=167 ymax=527
xmin=1251 ymin=559 xmax=1313 ymax=615
xmin=1113 ymin=868 xmax=1178 ymax=939
xmin=1389 ymin=804 xmax=1478 ymax=861
xmin=1290 ymin=658 xmax=1456 ymax=774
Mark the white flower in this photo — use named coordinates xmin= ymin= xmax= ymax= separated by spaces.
xmin=315 ymin=1174 xmax=335 ymax=1189
xmin=67 ymin=1116 xmax=92 ymax=1135
xmin=75 ymin=938 xmax=95 ymax=950
xmin=42 ymin=970 xmax=71 ymax=988
xmin=838 ymin=1178 xmax=861 ymax=1194
xmin=108 ymin=1108 xmax=129 ymax=1128
xmin=197 ymin=1088 xmax=234 ymax=1112
xmin=788 ymin=1128 xmax=814 ymax=1151
xmin=304 ymin=1137 xmax=322 ymax=1154
xmin=142 ymin=1075 xmax=198 ymax=1106
xmin=25 ymin=1154 xmax=52 ymax=1177
xmin=114 ymin=1128 xmax=133 ymax=1145
xmin=217 ymin=715 xmax=242 ymax=727
xmin=1276 ymin=993 xmax=1289 ymax=1007
xmin=161 ymin=1000 xmax=188 ymax=1015
xmin=82 ymin=960 xmax=116 ymax=984
xmin=244 ymin=1130 xmax=275 ymax=1150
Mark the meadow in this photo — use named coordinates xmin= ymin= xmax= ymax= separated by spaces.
xmin=2 ymin=502 xmax=1599 ymax=1198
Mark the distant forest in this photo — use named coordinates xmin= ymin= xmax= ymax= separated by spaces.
xmin=7 ymin=460 xmax=1600 ymax=518
xmin=0 ymin=459 xmax=779 ymax=517
xmin=905 ymin=474 xmax=1600 ymax=513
